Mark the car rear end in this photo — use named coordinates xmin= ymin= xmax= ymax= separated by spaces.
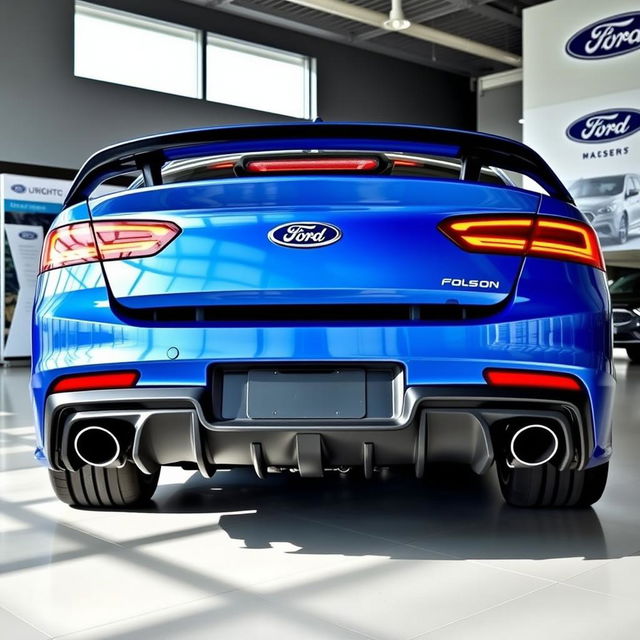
xmin=31 ymin=123 xmax=614 ymax=508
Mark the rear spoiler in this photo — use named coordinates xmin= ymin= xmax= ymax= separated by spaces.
xmin=64 ymin=122 xmax=574 ymax=207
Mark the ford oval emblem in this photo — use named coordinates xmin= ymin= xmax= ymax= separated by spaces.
xmin=566 ymin=12 xmax=640 ymax=60
xmin=268 ymin=222 xmax=342 ymax=249
xmin=566 ymin=109 xmax=640 ymax=143
xmin=11 ymin=184 xmax=26 ymax=194
xmin=19 ymin=231 xmax=37 ymax=240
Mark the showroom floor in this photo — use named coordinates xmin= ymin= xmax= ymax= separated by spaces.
xmin=2 ymin=355 xmax=640 ymax=639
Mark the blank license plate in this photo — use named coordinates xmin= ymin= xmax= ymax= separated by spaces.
xmin=247 ymin=369 xmax=366 ymax=419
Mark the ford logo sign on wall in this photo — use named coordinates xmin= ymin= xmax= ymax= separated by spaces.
xmin=268 ymin=222 xmax=342 ymax=249
xmin=10 ymin=184 xmax=26 ymax=194
xmin=566 ymin=12 xmax=640 ymax=60
xmin=566 ymin=109 xmax=640 ymax=143
xmin=19 ymin=231 xmax=38 ymax=240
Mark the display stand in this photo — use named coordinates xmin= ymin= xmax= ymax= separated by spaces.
xmin=0 ymin=174 xmax=71 ymax=364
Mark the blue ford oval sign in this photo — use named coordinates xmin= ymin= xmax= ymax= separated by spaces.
xmin=566 ymin=109 xmax=640 ymax=144
xmin=566 ymin=12 xmax=640 ymax=60
xmin=268 ymin=222 xmax=342 ymax=249
xmin=19 ymin=231 xmax=37 ymax=240
xmin=11 ymin=184 xmax=26 ymax=194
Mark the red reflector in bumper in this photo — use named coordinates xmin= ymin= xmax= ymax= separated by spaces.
xmin=51 ymin=371 xmax=139 ymax=393
xmin=484 ymin=369 xmax=581 ymax=391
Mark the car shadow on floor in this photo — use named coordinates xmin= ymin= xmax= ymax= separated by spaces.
xmin=129 ymin=464 xmax=616 ymax=562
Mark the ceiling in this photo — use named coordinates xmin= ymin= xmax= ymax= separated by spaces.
xmin=182 ymin=0 xmax=548 ymax=77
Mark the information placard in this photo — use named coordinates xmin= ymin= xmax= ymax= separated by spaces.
xmin=523 ymin=1 xmax=640 ymax=258
xmin=1 ymin=174 xmax=70 ymax=362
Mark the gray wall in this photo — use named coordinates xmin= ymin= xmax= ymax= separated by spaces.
xmin=477 ymin=82 xmax=522 ymax=142
xmin=0 ymin=0 xmax=474 ymax=170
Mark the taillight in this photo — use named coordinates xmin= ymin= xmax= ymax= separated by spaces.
xmin=208 ymin=161 xmax=235 ymax=170
xmin=393 ymin=159 xmax=423 ymax=167
xmin=244 ymin=157 xmax=380 ymax=173
xmin=50 ymin=371 xmax=139 ymax=393
xmin=40 ymin=220 xmax=180 ymax=272
xmin=484 ymin=369 xmax=581 ymax=391
xmin=438 ymin=215 xmax=604 ymax=270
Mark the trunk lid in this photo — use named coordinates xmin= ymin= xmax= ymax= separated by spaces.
xmin=88 ymin=176 xmax=539 ymax=310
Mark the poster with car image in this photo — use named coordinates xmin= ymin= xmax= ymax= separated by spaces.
xmin=523 ymin=0 xmax=640 ymax=254
xmin=1 ymin=174 xmax=70 ymax=362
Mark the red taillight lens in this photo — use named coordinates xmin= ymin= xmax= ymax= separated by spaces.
xmin=40 ymin=220 xmax=180 ymax=272
xmin=484 ymin=369 xmax=581 ymax=391
xmin=529 ymin=218 xmax=601 ymax=268
xmin=393 ymin=159 xmax=423 ymax=167
xmin=208 ymin=161 xmax=235 ymax=170
xmin=50 ymin=371 xmax=139 ymax=393
xmin=438 ymin=215 xmax=604 ymax=270
xmin=245 ymin=157 xmax=380 ymax=173
xmin=440 ymin=217 xmax=533 ymax=253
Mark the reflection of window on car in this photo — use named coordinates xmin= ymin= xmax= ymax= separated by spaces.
xmin=570 ymin=175 xmax=625 ymax=198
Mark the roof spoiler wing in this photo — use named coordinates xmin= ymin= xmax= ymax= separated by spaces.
xmin=64 ymin=122 xmax=574 ymax=207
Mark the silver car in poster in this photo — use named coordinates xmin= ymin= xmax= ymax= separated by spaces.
xmin=570 ymin=174 xmax=640 ymax=244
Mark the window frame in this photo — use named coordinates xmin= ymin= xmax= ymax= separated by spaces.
xmin=73 ymin=1 xmax=317 ymax=119
xmin=74 ymin=1 xmax=203 ymax=99
xmin=204 ymin=32 xmax=317 ymax=119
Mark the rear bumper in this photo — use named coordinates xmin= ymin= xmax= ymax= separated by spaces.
xmin=32 ymin=258 xmax=614 ymax=471
xmin=42 ymin=383 xmax=606 ymax=478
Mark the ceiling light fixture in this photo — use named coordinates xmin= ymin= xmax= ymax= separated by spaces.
xmin=383 ymin=0 xmax=411 ymax=31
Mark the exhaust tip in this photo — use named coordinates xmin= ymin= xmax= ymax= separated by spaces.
xmin=74 ymin=426 xmax=121 ymax=467
xmin=510 ymin=423 xmax=559 ymax=467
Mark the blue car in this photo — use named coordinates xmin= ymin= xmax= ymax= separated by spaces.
xmin=31 ymin=123 xmax=614 ymax=509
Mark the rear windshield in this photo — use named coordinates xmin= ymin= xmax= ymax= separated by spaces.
xmin=129 ymin=151 xmax=510 ymax=189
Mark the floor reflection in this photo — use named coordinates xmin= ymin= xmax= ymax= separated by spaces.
xmin=2 ymin=354 xmax=640 ymax=638
xmin=139 ymin=465 xmax=611 ymax=562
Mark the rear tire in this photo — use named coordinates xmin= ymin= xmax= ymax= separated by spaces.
xmin=497 ymin=461 xmax=608 ymax=508
xmin=48 ymin=463 xmax=159 ymax=508
xmin=626 ymin=345 xmax=640 ymax=363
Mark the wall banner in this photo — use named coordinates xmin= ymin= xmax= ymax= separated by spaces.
xmin=523 ymin=1 xmax=640 ymax=257
xmin=1 ymin=174 xmax=71 ymax=361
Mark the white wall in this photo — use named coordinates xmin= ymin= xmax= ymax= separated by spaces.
xmin=477 ymin=82 xmax=522 ymax=142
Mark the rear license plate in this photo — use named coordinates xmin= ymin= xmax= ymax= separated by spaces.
xmin=247 ymin=369 xmax=366 ymax=419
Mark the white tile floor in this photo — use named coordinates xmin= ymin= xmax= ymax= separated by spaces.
xmin=2 ymin=353 xmax=640 ymax=639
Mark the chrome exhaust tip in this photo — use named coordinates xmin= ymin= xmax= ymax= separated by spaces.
xmin=73 ymin=426 xmax=122 ymax=467
xmin=509 ymin=424 xmax=559 ymax=467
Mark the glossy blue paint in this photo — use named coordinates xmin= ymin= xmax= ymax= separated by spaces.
xmin=31 ymin=128 xmax=614 ymax=473
xmin=88 ymin=177 xmax=537 ymax=308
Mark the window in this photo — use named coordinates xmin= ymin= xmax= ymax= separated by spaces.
xmin=74 ymin=1 xmax=201 ymax=98
xmin=206 ymin=34 xmax=316 ymax=119
xmin=73 ymin=2 xmax=316 ymax=118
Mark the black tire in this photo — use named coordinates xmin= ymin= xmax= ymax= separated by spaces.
xmin=48 ymin=463 xmax=159 ymax=508
xmin=626 ymin=345 xmax=640 ymax=363
xmin=497 ymin=461 xmax=608 ymax=508
xmin=618 ymin=214 xmax=629 ymax=244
